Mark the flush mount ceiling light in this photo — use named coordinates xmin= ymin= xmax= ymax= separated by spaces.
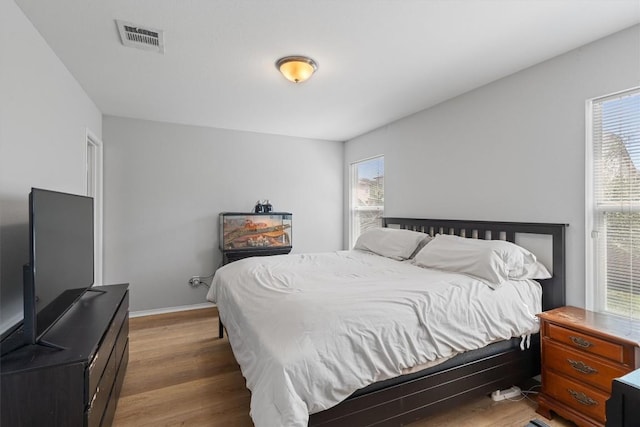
xmin=275 ymin=56 xmax=318 ymax=83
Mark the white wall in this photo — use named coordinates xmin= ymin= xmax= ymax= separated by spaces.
xmin=102 ymin=116 xmax=343 ymax=312
xmin=0 ymin=0 xmax=102 ymax=335
xmin=4 ymin=0 xmax=636 ymax=318
xmin=345 ymin=25 xmax=640 ymax=308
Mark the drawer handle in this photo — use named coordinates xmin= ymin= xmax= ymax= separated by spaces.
xmin=567 ymin=388 xmax=598 ymax=406
xmin=567 ymin=359 xmax=598 ymax=375
xmin=89 ymin=352 xmax=99 ymax=370
xmin=88 ymin=386 xmax=99 ymax=410
xmin=569 ymin=335 xmax=593 ymax=349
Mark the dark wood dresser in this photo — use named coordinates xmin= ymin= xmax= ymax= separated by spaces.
xmin=536 ymin=306 xmax=640 ymax=427
xmin=1 ymin=284 xmax=129 ymax=427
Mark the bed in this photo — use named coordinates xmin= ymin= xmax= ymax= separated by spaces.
xmin=207 ymin=218 xmax=567 ymax=427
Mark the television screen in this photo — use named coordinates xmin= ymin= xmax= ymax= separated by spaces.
xmin=24 ymin=188 xmax=94 ymax=343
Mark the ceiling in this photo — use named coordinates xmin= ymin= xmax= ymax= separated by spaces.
xmin=15 ymin=0 xmax=640 ymax=142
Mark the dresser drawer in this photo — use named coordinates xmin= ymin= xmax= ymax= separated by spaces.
xmin=544 ymin=370 xmax=608 ymax=423
xmin=544 ymin=339 xmax=628 ymax=393
xmin=87 ymin=294 xmax=129 ymax=401
xmin=87 ymin=345 xmax=118 ymax=427
xmin=101 ymin=341 xmax=129 ymax=427
xmin=115 ymin=317 xmax=129 ymax=368
xmin=547 ymin=323 xmax=624 ymax=364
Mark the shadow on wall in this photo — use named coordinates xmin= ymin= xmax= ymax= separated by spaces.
xmin=0 ymin=221 xmax=28 ymax=338
xmin=191 ymin=213 xmax=223 ymax=273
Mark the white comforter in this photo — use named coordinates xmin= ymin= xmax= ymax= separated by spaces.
xmin=206 ymin=250 xmax=541 ymax=427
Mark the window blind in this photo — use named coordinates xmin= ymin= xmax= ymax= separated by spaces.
xmin=592 ymin=88 xmax=640 ymax=319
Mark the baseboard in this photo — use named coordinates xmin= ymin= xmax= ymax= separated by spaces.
xmin=130 ymin=302 xmax=216 ymax=318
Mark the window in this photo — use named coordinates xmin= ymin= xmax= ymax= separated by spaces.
xmin=350 ymin=156 xmax=384 ymax=247
xmin=587 ymin=87 xmax=640 ymax=319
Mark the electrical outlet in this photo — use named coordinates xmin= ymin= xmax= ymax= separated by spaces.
xmin=189 ymin=277 xmax=201 ymax=287
xmin=491 ymin=386 xmax=521 ymax=401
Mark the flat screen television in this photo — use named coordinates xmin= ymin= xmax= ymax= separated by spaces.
xmin=22 ymin=188 xmax=95 ymax=346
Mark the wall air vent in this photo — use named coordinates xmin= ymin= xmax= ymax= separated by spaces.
xmin=116 ymin=20 xmax=164 ymax=53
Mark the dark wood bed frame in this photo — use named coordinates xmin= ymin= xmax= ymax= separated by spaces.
xmin=308 ymin=218 xmax=568 ymax=427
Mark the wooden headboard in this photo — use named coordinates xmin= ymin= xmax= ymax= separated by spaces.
xmin=382 ymin=217 xmax=568 ymax=311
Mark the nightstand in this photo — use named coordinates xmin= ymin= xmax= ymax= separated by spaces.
xmin=536 ymin=306 xmax=640 ymax=427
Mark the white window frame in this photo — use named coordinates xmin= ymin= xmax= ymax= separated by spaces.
xmin=349 ymin=155 xmax=384 ymax=248
xmin=585 ymin=86 xmax=640 ymax=315
xmin=86 ymin=129 xmax=104 ymax=286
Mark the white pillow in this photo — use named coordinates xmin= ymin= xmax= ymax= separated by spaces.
xmin=412 ymin=234 xmax=550 ymax=287
xmin=354 ymin=228 xmax=431 ymax=260
xmin=409 ymin=234 xmax=434 ymax=259
xmin=514 ymin=259 xmax=552 ymax=281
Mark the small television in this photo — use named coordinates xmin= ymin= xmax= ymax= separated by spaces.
xmin=22 ymin=188 xmax=95 ymax=346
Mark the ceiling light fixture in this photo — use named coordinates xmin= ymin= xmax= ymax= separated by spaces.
xmin=275 ymin=56 xmax=318 ymax=83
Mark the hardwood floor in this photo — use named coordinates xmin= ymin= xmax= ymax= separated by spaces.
xmin=113 ymin=308 xmax=575 ymax=427
xmin=113 ymin=308 xmax=252 ymax=427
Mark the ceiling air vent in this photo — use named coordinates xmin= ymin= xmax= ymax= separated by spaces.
xmin=116 ymin=20 xmax=164 ymax=53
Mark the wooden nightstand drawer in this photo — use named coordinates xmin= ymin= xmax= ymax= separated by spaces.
xmin=547 ymin=323 xmax=624 ymax=364
xmin=537 ymin=306 xmax=640 ymax=427
xmin=544 ymin=339 xmax=628 ymax=393
xmin=544 ymin=370 xmax=608 ymax=424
